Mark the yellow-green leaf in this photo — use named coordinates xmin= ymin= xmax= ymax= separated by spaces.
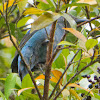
xmin=58 ymin=41 xmax=76 ymax=46
xmin=62 ymin=13 xmax=76 ymax=29
xmin=85 ymin=39 xmax=98 ymax=50
xmin=17 ymin=0 xmax=28 ymax=14
xmin=0 ymin=78 xmax=6 ymax=80
xmin=30 ymin=11 xmax=61 ymax=32
xmin=23 ymin=7 xmax=45 ymax=15
xmin=69 ymin=89 xmax=81 ymax=100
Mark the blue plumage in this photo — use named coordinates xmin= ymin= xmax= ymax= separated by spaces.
xmin=11 ymin=16 xmax=87 ymax=79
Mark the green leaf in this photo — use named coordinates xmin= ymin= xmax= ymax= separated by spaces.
xmin=61 ymin=13 xmax=76 ymax=29
xmin=15 ymin=76 xmax=21 ymax=89
xmin=37 ymin=1 xmax=50 ymax=11
xmin=15 ymin=95 xmax=26 ymax=100
xmin=4 ymin=73 xmax=17 ymax=99
xmin=0 ymin=43 xmax=6 ymax=49
xmin=22 ymin=74 xmax=33 ymax=88
xmin=46 ymin=0 xmax=56 ymax=8
xmin=17 ymin=16 xmax=31 ymax=28
xmin=20 ymin=92 xmax=39 ymax=100
xmin=62 ymin=3 xmax=89 ymax=9
xmin=0 ymin=17 xmax=5 ymax=28
xmin=0 ymin=91 xmax=6 ymax=100
xmin=9 ymin=23 xmax=15 ymax=35
xmin=52 ymin=53 xmax=65 ymax=69
xmin=96 ymin=0 xmax=100 ymax=6
xmin=20 ymin=74 xmax=34 ymax=98
xmin=94 ymin=93 xmax=100 ymax=99
xmin=31 ymin=12 xmax=61 ymax=32
xmin=61 ymin=49 xmax=69 ymax=59
xmin=69 ymin=89 xmax=81 ymax=100
xmin=85 ymin=39 xmax=98 ymax=50
xmin=23 ymin=8 xmax=45 ymax=15
xmin=17 ymin=0 xmax=28 ymax=14
xmin=58 ymin=41 xmax=76 ymax=46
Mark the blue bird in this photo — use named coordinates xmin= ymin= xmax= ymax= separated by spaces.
xmin=11 ymin=16 xmax=87 ymax=80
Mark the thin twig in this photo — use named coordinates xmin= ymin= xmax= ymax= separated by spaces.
xmin=77 ymin=15 xmax=100 ymax=28
xmin=0 ymin=35 xmax=9 ymax=39
xmin=53 ymin=59 xmax=97 ymax=99
xmin=85 ymin=6 xmax=92 ymax=30
xmin=33 ymin=0 xmax=37 ymax=8
xmin=43 ymin=21 xmax=57 ymax=100
xmin=76 ymin=49 xmax=82 ymax=71
xmin=0 ymin=0 xmax=42 ymax=99
xmin=7 ymin=0 xmax=16 ymax=14
xmin=49 ymin=49 xmax=80 ymax=99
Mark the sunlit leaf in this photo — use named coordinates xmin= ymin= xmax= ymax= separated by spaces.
xmin=23 ymin=7 xmax=45 ymax=15
xmin=51 ymin=70 xmax=63 ymax=85
xmin=58 ymin=41 xmax=76 ymax=46
xmin=50 ymin=76 xmax=58 ymax=83
xmin=85 ymin=39 xmax=98 ymax=51
xmin=18 ymin=86 xmax=44 ymax=96
xmin=1 ymin=0 xmax=22 ymax=12
xmin=61 ymin=87 xmax=70 ymax=97
xmin=63 ymin=28 xmax=87 ymax=42
xmin=63 ymin=28 xmax=93 ymax=55
xmin=35 ymin=74 xmax=45 ymax=80
xmin=0 ymin=78 xmax=6 ymax=80
xmin=1 ymin=0 xmax=16 ymax=12
xmin=77 ymin=0 xmax=97 ymax=5
xmin=69 ymin=89 xmax=81 ymax=100
xmin=31 ymin=11 xmax=61 ymax=32
xmin=17 ymin=16 xmax=31 ymax=27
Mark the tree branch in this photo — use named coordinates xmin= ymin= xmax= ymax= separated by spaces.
xmin=77 ymin=15 xmax=100 ymax=28
xmin=49 ymin=49 xmax=80 ymax=99
xmin=43 ymin=21 xmax=57 ymax=100
xmin=0 ymin=0 xmax=42 ymax=99
xmin=53 ymin=59 xmax=97 ymax=99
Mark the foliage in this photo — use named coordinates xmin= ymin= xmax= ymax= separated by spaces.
xmin=0 ymin=0 xmax=100 ymax=100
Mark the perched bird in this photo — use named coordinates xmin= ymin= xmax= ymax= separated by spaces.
xmin=11 ymin=15 xmax=87 ymax=80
